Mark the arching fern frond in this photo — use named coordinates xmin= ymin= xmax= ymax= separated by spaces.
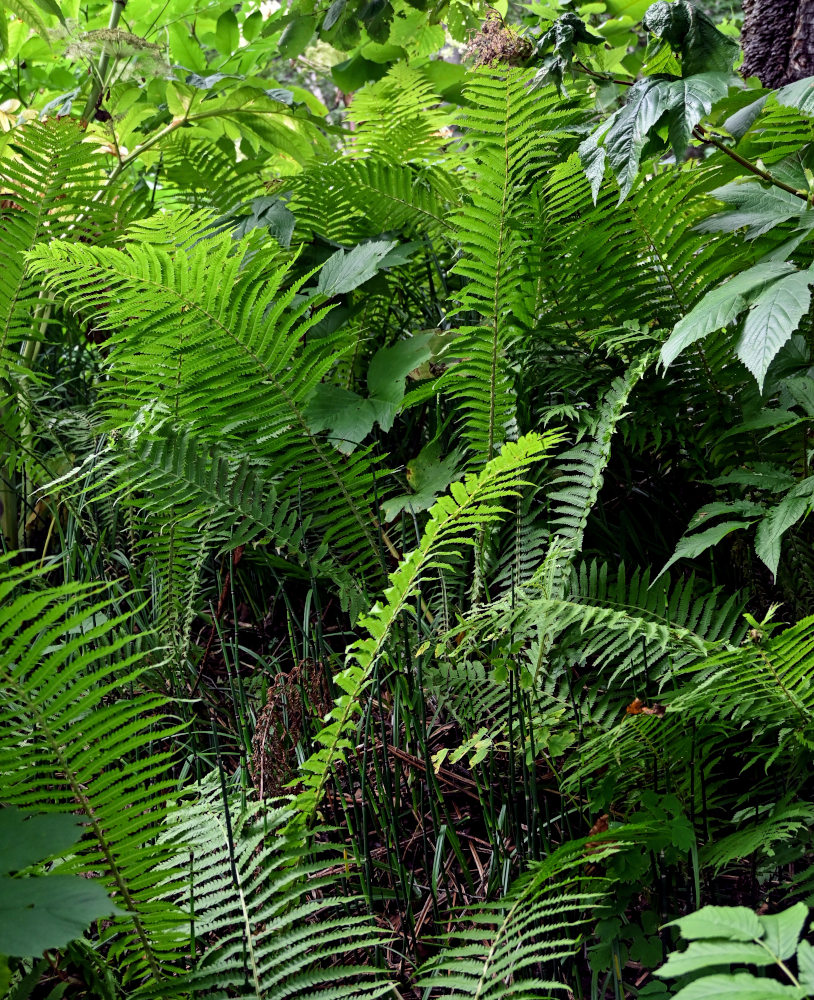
xmin=536 ymin=154 xmax=748 ymax=337
xmin=0 ymin=119 xmax=110 ymax=382
xmin=286 ymin=158 xmax=460 ymax=243
xmin=157 ymin=138 xmax=269 ymax=214
xmin=0 ymin=555 xmax=186 ymax=983
xmin=430 ymin=553 xmax=744 ymax=777
xmin=25 ymin=211 xmax=386 ymax=587
xmin=417 ymin=837 xmax=619 ymax=999
xmin=345 ymin=63 xmax=451 ymax=162
xmin=97 ymin=417 xmax=307 ymax=553
xmin=670 ymin=613 xmax=814 ymax=752
xmin=543 ymin=352 xmax=654 ymax=597
xmin=295 ymin=431 xmax=565 ymax=824
xmin=158 ymin=778 xmax=391 ymax=999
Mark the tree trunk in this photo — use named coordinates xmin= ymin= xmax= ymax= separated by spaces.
xmin=740 ymin=0 xmax=814 ymax=86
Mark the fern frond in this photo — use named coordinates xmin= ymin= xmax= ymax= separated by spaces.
xmin=158 ymin=139 xmax=270 ymax=214
xmin=417 ymin=838 xmax=617 ymax=999
xmin=0 ymin=119 xmax=110 ymax=382
xmin=0 ymin=555 xmax=186 ymax=982
xmin=158 ymin=777 xmax=391 ymax=999
xmin=346 ymin=63 xmax=451 ymax=162
xmin=670 ymin=614 xmax=814 ymax=748
xmin=25 ymin=211 xmax=386 ymax=585
xmin=98 ymin=417 xmax=307 ymax=552
xmin=432 ymin=555 xmax=744 ymax=774
xmin=701 ymin=798 xmax=814 ymax=872
xmin=537 ymin=154 xmax=748 ymax=336
xmin=544 ymin=352 xmax=654 ymax=598
xmin=286 ymin=158 xmax=460 ymax=243
xmin=438 ymin=71 xmax=585 ymax=463
xmin=295 ymin=430 xmax=565 ymax=823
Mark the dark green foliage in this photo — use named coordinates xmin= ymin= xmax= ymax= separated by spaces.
xmin=4 ymin=1 xmax=814 ymax=998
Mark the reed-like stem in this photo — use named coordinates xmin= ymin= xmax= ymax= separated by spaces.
xmin=81 ymin=0 xmax=128 ymax=123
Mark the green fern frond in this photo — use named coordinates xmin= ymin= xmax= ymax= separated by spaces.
xmin=25 ymin=211 xmax=386 ymax=585
xmin=560 ymin=560 xmax=745 ymax=683
xmin=295 ymin=430 xmax=565 ymax=823
xmin=670 ymin=614 xmax=814 ymax=747
xmin=286 ymin=158 xmax=460 ymax=243
xmin=438 ymin=70 xmax=585 ymax=463
xmin=432 ymin=556 xmax=743 ymax=771
xmin=736 ymin=99 xmax=814 ymax=167
xmin=158 ymin=777 xmax=391 ymax=999
xmin=0 ymin=119 xmax=110 ymax=383
xmin=345 ymin=63 xmax=451 ymax=162
xmin=417 ymin=838 xmax=617 ymax=999
xmin=537 ymin=154 xmax=747 ymax=335
xmin=97 ymin=416 xmax=307 ymax=552
xmin=0 ymin=555 xmax=186 ymax=982
xmin=545 ymin=352 xmax=654 ymax=597
xmin=158 ymin=139 xmax=270 ymax=214
xmin=701 ymin=798 xmax=814 ymax=872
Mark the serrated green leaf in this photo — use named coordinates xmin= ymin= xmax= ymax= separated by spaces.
xmin=696 ymin=182 xmax=813 ymax=240
xmin=656 ymin=521 xmax=753 ymax=580
xmin=664 ymin=72 xmax=732 ymax=158
xmin=658 ymin=940 xmax=775 ymax=977
xmin=736 ymin=268 xmax=814 ymax=390
xmin=665 ymin=905 xmax=763 ymax=941
xmin=660 ymin=262 xmax=798 ymax=368
xmin=687 ymin=500 xmax=765 ymax=529
xmin=754 ymin=494 xmax=810 ymax=577
xmin=671 ymin=976 xmax=807 ymax=1000
xmin=797 ymin=939 xmax=814 ymax=990
xmin=316 ymin=240 xmax=397 ymax=297
xmin=776 ymin=76 xmax=814 ymax=115
xmin=723 ymin=94 xmax=768 ymax=139
xmin=643 ymin=0 xmax=738 ymax=75
xmin=0 ymin=875 xmax=121 ymax=957
xmin=758 ymin=903 xmax=808 ymax=961
xmin=604 ymin=77 xmax=674 ymax=200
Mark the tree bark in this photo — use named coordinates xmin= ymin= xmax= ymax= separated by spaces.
xmin=740 ymin=0 xmax=814 ymax=86
xmin=787 ymin=0 xmax=814 ymax=78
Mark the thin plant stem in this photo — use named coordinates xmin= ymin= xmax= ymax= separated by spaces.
xmin=81 ymin=0 xmax=129 ymax=123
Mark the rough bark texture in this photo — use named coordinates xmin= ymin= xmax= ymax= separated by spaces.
xmin=740 ymin=0 xmax=798 ymax=87
xmin=787 ymin=0 xmax=814 ymax=79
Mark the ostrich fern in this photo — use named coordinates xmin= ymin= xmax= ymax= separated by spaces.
xmin=438 ymin=70 xmax=585 ymax=464
xmin=25 ymin=211 xmax=393 ymax=653
xmin=157 ymin=777 xmax=391 ymax=999
xmin=0 ymin=555 xmax=186 ymax=982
